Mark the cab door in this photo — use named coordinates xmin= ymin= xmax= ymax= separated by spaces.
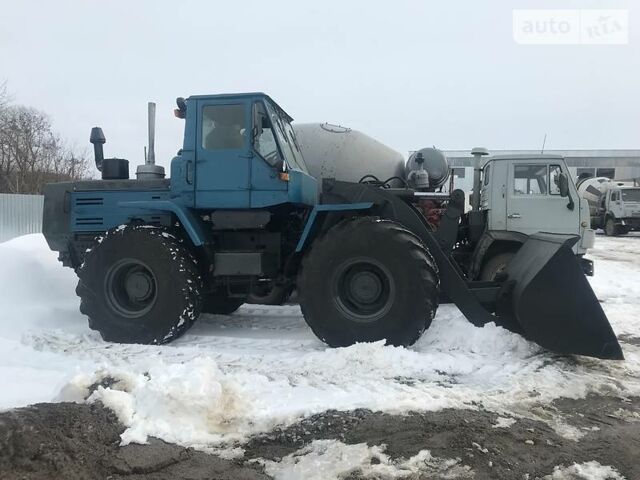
xmin=506 ymin=161 xmax=579 ymax=236
xmin=195 ymin=99 xmax=252 ymax=209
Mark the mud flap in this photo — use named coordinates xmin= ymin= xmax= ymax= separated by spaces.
xmin=495 ymin=233 xmax=623 ymax=360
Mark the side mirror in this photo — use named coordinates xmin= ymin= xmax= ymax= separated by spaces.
xmin=558 ymin=173 xmax=569 ymax=197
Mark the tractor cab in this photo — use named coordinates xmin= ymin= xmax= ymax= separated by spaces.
xmin=170 ymin=92 xmax=318 ymax=210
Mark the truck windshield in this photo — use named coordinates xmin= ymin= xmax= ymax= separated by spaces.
xmin=621 ymin=189 xmax=640 ymax=202
xmin=265 ymin=101 xmax=309 ymax=173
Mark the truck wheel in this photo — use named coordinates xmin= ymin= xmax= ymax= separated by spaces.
xmin=605 ymin=218 xmax=618 ymax=236
xmin=298 ymin=217 xmax=439 ymax=347
xmin=480 ymin=252 xmax=515 ymax=281
xmin=76 ymin=225 xmax=202 ymax=344
xmin=202 ymin=292 xmax=244 ymax=315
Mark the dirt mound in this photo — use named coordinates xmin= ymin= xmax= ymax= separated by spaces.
xmin=0 ymin=402 xmax=268 ymax=480
xmin=1 ymin=395 xmax=638 ymax=479
xmin=245 ymin=395 xmax=640 ymax=479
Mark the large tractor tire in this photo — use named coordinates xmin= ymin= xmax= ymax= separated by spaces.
xmin=298 ymin=217 xmax=439 ymax=347
xmin=76 ymin=225 xmax=203 ymax=344
xmin=202 ymin=292 xmax=244 ymax=315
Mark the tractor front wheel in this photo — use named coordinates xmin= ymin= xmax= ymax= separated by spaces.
xmin=76 ymin=225 xmax=202 ymax=344
xmin=298 ymin=217 xmax=439 ymax=347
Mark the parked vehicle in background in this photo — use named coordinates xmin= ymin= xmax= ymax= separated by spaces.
xmin=577 ymin=177 xmax=640 ymax=236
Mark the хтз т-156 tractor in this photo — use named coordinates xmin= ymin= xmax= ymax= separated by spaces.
xmin=42 ymin=92 xmax=623 ymax=359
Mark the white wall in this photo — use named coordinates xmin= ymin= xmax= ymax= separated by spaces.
xmin=0 ymin=194 xmax=44 ymax=243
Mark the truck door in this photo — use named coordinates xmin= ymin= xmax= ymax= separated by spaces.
xmin=195 ymin=99 xmax=251 ymax=209
xmin=609 ymin=189 xmax=624 ymax=218
xmin=506 ymin=161 xmax=580 ymax=236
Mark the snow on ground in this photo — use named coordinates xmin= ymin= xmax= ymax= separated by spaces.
xmin=544 ymin=461 xmax=625 ymax=480
xmin=257 ymin=440 xmax=473 ymax=479
xmin=1 ymin=234 xmax=640 ymax=451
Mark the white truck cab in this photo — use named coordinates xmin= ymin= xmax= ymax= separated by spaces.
xmin=480 ymin=154 xmax=594 ymax=255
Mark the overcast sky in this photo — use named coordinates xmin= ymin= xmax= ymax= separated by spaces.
xmin=1 ymin=0 xmax=638 ymax=172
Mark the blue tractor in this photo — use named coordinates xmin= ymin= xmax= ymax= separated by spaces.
xmin=42 ymin=93 xmax=622 ymax=359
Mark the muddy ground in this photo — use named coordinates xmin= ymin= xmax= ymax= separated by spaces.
xmin=1 ymin=394 xmax=638 ymax=480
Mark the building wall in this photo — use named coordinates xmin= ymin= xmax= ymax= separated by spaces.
xmin=0 ymin=194 xmax=44 ymax=243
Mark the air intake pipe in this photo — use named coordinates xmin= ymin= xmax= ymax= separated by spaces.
xmin=89 ymin=127 xmax=106 ymax=172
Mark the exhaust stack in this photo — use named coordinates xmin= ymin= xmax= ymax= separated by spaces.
xmin=136 ymin=102 xmax=165 ymax=180
xmin=470 ymin=147 xmax=489 ymax=211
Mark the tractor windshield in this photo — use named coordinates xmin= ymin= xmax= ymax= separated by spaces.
xmin=621 ymin=189 xmax=640 ymax=202
xmin=265 ymin=101 xmax=309 ymax=173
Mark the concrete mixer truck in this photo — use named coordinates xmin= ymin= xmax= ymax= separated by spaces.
xmin=41 ymin=92 xmax=622 ymax=360
xmin=577 ymin=176 xmax=640 ymax=236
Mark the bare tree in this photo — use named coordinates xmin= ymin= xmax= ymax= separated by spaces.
xmin=0 ymin=92 xmax=90 ymax=194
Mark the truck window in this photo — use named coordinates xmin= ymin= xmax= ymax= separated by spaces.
xmin=202 ymin=104 xmax=245 ymax=150
xmin=549 ymin=165 xmax=562 ymax=195
xmin=252 ymin=102 xmax=281 ymax=166
xmin=483 ymin=165 xmax=490 ymax=186
xmin=622 ymin=189 xmax=640 ymax=202
xmin=611 ymin=191 xmax=619 ymax=201
xmin=513 ymin=164 xmax=548 ymax=195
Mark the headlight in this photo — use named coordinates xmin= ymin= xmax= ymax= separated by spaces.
xmin=581 ymin=221 xmax=588 ymax=228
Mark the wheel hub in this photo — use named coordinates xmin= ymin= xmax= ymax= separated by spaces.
xmin=125 ymin=271 xmax=154 ymax=301
xmin=333 ymin=258 xmax=395 ymax=323
xmin=349 ymin=271 xmax=383 ymax=304
xmin=104 ymin=259 xmax=158 ymax=318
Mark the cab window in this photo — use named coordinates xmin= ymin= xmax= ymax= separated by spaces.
xmin=513 ymin=165 xmax=548 ymax=195
xmin=549 ymin=165 xmax=562 ymax=195
xmin=622 ymin=189 xmax=640 ymax=202
xmin=202 ymin=104 xmax=245 ymax=150
xmin=483 ymin=165 xmax=490 ymax=186
xmin=264 ymin=101 xmax=304 ymax=171
xmin=252 ymin=102 xmax=281 ymax=166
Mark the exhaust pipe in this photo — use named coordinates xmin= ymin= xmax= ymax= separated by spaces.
xmin=470 ymin=147 xmax=489 ymax=211
xmin=147 ymin=102 xmax=156 ymax=166
xmin=136 ymin=102 xmax=165 ymax=179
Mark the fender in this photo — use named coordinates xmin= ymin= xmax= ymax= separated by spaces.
xmin=118 ymin=200 xmax=210 ymax=246
xmin=295 ymin=202 xmax=374 ymax=252
xmin=469 ymin=230 xmax=528 ymax=280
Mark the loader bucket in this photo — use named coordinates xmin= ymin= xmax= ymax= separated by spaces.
xmin=495 ymin=233 xmax=623 ymax=360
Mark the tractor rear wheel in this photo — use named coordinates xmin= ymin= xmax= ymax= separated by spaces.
xmin=76 ymin=225 xmax=202 ymax=344
xmin=298 ymin=217 xmax=439 ymax=347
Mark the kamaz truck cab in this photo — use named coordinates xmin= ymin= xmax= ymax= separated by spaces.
xmin=474 ymin=154 xmax=595 ymax=279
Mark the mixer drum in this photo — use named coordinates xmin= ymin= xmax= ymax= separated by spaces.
xmin=293 ymin=123 xmax=405 ymax=186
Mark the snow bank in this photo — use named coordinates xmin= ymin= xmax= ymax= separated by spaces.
xmin=0 ymin=235 xmax=94 ymax=408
